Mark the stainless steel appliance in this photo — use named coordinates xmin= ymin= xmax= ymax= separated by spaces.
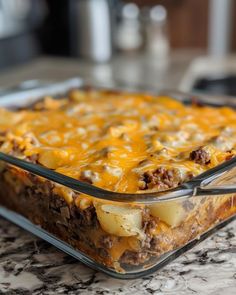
xmin=0 ymin=0 xmax=45 ymax=69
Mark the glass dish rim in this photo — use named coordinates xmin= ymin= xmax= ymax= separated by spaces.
xmin=0 ymin=78 xmax=236 ymax=204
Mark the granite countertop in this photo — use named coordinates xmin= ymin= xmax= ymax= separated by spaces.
xmin=0 ymin=53 xmax=236 ymax=294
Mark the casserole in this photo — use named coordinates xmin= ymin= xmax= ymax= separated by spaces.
xmin=0 ymin=78 xmax=236 ymax=278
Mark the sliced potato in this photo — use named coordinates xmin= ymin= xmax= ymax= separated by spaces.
xmin=0 ymin=109 xmax=23 ymax=126
xmin=38 ymin=149 xmax=69 ymax=169
xmin=149 ymin=200 xmax=186 ymax=228
xmin=96 ymin=204 xmax=143 ymax=237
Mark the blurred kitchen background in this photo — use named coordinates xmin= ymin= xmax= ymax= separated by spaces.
xmin=0 ymin=0 xmax=236 ymax=96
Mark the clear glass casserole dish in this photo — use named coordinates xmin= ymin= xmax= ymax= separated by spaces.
xmin=0 ymin=78 xmax=236 ymax=279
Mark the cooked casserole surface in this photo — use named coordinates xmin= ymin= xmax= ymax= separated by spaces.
xmin=0 ymin=89 xmax=236 ymax=193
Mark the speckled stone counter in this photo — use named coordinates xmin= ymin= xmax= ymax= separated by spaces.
xmin=0 ymin=53 xmax=236 ymax=294
xmin=0 ymin=218 xmax=235 ymax=294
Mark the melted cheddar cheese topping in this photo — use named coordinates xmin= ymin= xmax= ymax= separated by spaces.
xmin=0 ymin=90 xmax=236 ymax=193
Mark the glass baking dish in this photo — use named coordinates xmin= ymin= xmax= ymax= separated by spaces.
xmin=0 ymin=78 xmax=236 ymax=279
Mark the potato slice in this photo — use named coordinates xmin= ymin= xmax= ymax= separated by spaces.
xmin=38 ymin=149 xmax=69 ymax=169
xmin=0 ymin=109 xmax=23 ymax=126
xmin=96 ymin=204 xmax=143 ymax=237
xmin=149 ymin=200 xmax=186 ymax=228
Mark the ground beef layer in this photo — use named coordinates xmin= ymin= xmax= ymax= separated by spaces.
xmin=0 ymin=164 xmax=236 ymax=272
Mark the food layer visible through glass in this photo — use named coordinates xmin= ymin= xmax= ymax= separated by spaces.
xmin=0 ymin=88 xmax=236 ymax=273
